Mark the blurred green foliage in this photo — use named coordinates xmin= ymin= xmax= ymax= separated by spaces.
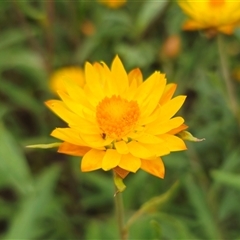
xmin=1 ymin=0 xmax=240 ymax=239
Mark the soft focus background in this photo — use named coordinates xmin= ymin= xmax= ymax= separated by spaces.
xmin=1 ymin=1 xmax=240 ymax=239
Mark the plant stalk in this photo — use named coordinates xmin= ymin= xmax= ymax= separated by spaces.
xmin=114 ymin=179 xmax=128 ymax=240
xmin=217 ymin=33 xmax=240 ymax=124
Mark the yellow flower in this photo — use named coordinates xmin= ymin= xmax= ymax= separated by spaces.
xmin=98 ymin=0 xmax=126 ymax=8
xmin=45 ymin=56 xmax=187 ymax=179
xmin=50 ymin=67 xmax=85 ymax=93
xmin=178 ymin=0 xmax=240 ymax=35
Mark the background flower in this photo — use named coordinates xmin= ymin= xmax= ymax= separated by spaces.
xmin=98 ymin=0 xmax=126 ymax=8
xmin=178 ymin=0 xmax=240 ymax=34
xmin=50 ymin=67 xmax=85 ymax=93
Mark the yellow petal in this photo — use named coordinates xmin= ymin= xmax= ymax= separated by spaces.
xmin=141 ymin=142 xmax=170 ymax=157
xmin=111 ymin=55 xmax=129 ymax=96
xmin=139 ymin=108 xmax=161 ymax=126
xmin=70 ymin=123 xmax=100 ymax=135
xmin=80 ymin=133 xmax=113 ymax=148
xmin=140 ymin=77 xmax=166 ymax=118
xmin=141 ymin=157 xmax=165 ymax=178
xmin=128 ymin=141 xmax=155 ymax=159
xmin=114 ymin=140 xmax=129 ymax=154
xmin=128 ymin=68 xmax=143 ymax=86
xmin=160 ymin=95 xmax=186 ymax=121
xmin=168 ymin=123 xmax=188 ymax=135
xmin=49 ymin=96 xmax=97 ymax=134
xmin=94 ymin=62 xmax=114 ymax=97
xmin=57 ymin=90 xmax=91 ymax=118
xmin=85 ymin=62 xmax=104 ymax=99
xmin=159 ymin=134 xmax=187 ymax=151
xmin=58 ymin=142 xmax=91 ymax=156
xmin=51 ymin=128 xmax=86 ymax=146
xmin=119 ymin=154 xmax=141 ymax=172
xmin=81 ymin=149 xmax=104 ymax=171
xmin=100 ymin=62 xmax=117 ymax=97
xmin=83 ymin=85 xmax=102 ymax=107
xmin=134 ymin=71 xmax=164 ymax=107
xmin=102 ymin=149 xmax=121 ymax=171
xmin=135 ymin=133 xmax=163 ymax=144
xmin=63 ymin=79 xmax=90 ymax=107
xmin=45 ymin=100 xmax=81 ymax=124
xmin=147 ymin=117 xmax=185 ymax=135
xmin=160 ymin=83 xmax=177 ymax=105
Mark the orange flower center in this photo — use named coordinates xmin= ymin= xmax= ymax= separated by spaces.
xmin=96 ymin=95 xmax=140 ymax=139
xmin=209 ymin=0 xmax=225 ymax=7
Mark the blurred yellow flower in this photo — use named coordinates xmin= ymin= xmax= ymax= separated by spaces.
xmin=98 ymin=0 xmax=126 ymax=8
xmin=46 ymin=56 xmax=187 ymax=179
xmin=50 ymin=67 xmax=85 ymax=93
xmin=178 ymin=0 xmax=240 ymax=35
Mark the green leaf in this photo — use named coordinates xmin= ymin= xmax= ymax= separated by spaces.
xmin=126 ymin=181 xmax=179 ymax=229
xmin=0 ymin=79 xmax=42 ymax=112
xmin=0 ymin=28 xmax=38 ymax=50
xmin=85 ymin=218 xmax=117 ymax=240
xmin=183 ymin=174 xmax=222 ymax=239
xmin=16 ymin=1 xmax=46 ymax=21
xmin=0 ymin=49 xmax=44 ymax=71
xmin=4 ymin=165 xmax=61 ymax=239
xmin=135 ymin=1 xmax=169 ymax=37
xmin=0 ymin=122 xmax=33 ymax=194
xmin=212 ymin=170 xmax=240 ymax=190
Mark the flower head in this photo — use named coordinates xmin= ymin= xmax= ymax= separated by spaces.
xmin=178 ymin=0 xmax=240 ymax=35
xmin=50 ymin=67 xmax=85 ymax=93
xmin=46 ymin=56 xmax=187 ymax=180
xmin=98 ymin=0 xmax=126 ymax=8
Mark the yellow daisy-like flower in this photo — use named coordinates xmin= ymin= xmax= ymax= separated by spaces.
xmin=98 ymin=0 xmax=126 ymax=8
xmin=50 ymin=67 xmax=85 ymax=93
xmin=178 ymin=0 xmax=240 ymax=35
xmin=46 ymin=56 xmax=187 ymax=179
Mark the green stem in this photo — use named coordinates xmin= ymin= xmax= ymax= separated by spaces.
xmin=114 ymin=175 xmax=128 ymax=240
xmin=217 ymin=34 xmax=240 ymax=124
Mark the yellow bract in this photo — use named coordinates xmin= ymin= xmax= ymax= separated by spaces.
xmin=46 ymin=56 xmax=187 ymax=179
xmin=178 ymin=0 xmax=240 ymax=34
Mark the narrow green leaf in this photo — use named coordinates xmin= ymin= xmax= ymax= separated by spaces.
xmin=183 ymin=174 xmax=222 ymax=239
xmin=0 ymin=49 xmax=44 ymax=71
xmin=0 ymin=122 xmax=33 ymax=194
xmin=212 ymin=170 xmax=240 ymax=190
xmin=16 ymin=1 xmax=46 ymax=21
xmin=0 ymin=79 xmax=42 ymax=112
xmin=135 ymin=1 xmax=169 ymax=37
xmin=26 ymin=142 xmax=61 ymax=149
xmin=126 ymin=181 xmax=179 ymax=229
xmin=0 ymin=28 xmax=38 ymax=50
xmin=4 ymin=165 xmax=61 ymax=239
